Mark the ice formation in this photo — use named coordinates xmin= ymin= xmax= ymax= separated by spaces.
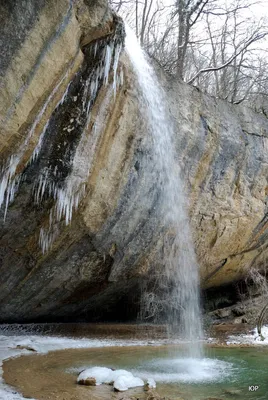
xmin=113 ymin=375 xmax=144 ymax=391
xmin=227 ymin=325 xmax=268 ymax=345
xmin=35 ymin=39 xmax=123 ymax=253
xmin=146 ymin=378 xmax=156 ymax=389
xmin=1 ymin=30 xmax=124 ymax=256
xmin=77 ymin=366 xmax=144 ymax=391
xmin=77 ymin=366 xmax=112 ymax=385
xmin=104 ymin=44 xmax=113 ymax=84
xmin=113 ymin=43 xmax=123 ymax=96
xmin=0 ymin=66 xmax=73 ymax=219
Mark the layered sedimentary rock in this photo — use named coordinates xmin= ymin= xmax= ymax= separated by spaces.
xmin=165 ymin=78 xmax=268 ymax=289
xmin=0 ymin=0 xmax=268 ymax=321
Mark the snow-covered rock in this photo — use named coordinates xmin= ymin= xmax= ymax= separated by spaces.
xmin=227 ymin=325 xmax=268 ymax=345
xmin=77 ymin=366 xmax=144 ymax=391
xmin=77 ymin=367 xmax=112 ymax=385
xmin=113 ymin=375 xmax=144 ymax=391
xmin=109 ymin=369 xmax=134 ymax=382
xmin=78 ymin=377 xmax=96 ymax=386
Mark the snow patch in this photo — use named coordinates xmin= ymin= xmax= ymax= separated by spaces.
xmin=78 ymin=366 xmax=112 ymax=385
xmin=147 ymin=378 xmax=156 ymax=389
xmin=227 ymin=325 xmax=268 ymax=345
xmin=113 ymin=375 xmax=144 ymax=392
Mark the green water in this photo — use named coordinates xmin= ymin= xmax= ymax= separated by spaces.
xmin=68 ymin=345 xmax=268 ymax=400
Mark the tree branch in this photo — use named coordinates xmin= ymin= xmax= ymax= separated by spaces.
xmin=187 ymin=31 xmax=268 ymax=85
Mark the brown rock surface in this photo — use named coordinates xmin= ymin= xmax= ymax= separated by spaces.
xmin=78 ymin=377 xmax=96 ymax=386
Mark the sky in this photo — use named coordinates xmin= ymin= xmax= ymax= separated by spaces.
xmin=117 ymin=0 xmax=268 ymax=55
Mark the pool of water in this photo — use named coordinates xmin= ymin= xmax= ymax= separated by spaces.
xmin=66 ymin=345 xmax=268 ymax=400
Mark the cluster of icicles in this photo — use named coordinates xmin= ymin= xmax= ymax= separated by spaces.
xmin=0 ymin=39 xmax=123 ymax=253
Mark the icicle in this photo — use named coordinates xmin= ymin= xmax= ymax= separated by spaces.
xmin=94 ymin=42 xmax=98 ymax=58
xmin=113 ymin=44 xmax=122 ymax=97
xmin=82 ymin=79 xmax=90 ymax=112
xmin=0 ymin=66 xmax=73 ymax=216
xmin=119 ymin=68 xmax=124 ymax=87
xmin=39 ymin=225 xmax=58 ymax=254
xmin=104 ymin=43 xmax=114 ymax=85
xmin=34 ymin=168 xmax=50 ymax=203
xmin=35 ymin=34 xmax=123 ymax=252
xmin=26 ymin=68 xmax=72 ymax=150
xmin=29 ymin=120 xmax=50 ymax=164
xmin=59 ymin=81 xmax=71 ymax=106
xmin=86 ymin=99 xmax=91 ymax=117
xmin=0 ymin=154 xmax=20 ymax=211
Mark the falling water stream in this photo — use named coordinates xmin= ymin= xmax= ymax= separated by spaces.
xmin=125 ymin=26 xmax=203 ymax=358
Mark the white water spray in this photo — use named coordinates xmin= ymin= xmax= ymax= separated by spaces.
xmin=125 ymin=26 xmax=203 ymax=357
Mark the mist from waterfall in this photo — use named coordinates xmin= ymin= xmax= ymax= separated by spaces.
xmin=125 ymin=25 xmax=203 ymax=357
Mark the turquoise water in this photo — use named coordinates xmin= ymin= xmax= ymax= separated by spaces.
xmin=68 ymin=345 xmax=268 ymax=400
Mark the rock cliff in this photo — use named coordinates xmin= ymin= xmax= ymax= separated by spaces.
xmin=0 ymin=0 xmax=268 ymax=322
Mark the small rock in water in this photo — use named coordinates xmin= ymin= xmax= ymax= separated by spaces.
xmin=15 ymin=344 xmax=36 ymax=352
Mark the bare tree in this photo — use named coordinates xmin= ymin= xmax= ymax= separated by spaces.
xmin=110 ymin=0 xmax=268 ymax=107
xmin=172 ymin=0 xmax=211 ymax=78
xmin=110 ymin=0 xmax=169 ymax=47
xmin=187 ymin=1 xmax=268 ymax=104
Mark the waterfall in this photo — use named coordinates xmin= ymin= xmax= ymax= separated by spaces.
xmin=125 ymin=26 xmax=203 ymax=357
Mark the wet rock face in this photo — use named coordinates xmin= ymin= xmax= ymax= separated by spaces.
xmin=0 ymin=0 xmax=46 ymax=78
xmin=0 ymin=0 xmax=268 ymax=322
xmin=0 ymin=0 xmax=130 ymax=322
xmin=165 ymin=78 xmax=268 ymax=289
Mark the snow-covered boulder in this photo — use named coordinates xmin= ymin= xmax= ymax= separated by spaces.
xmin=78 ymin=377 xmax=96 ymax=386
xmin=113 ymin=375 xmax=144 ymax=392
xmin=77 ymin=366 xmax=144 ymax=391
xmin=77 ymin=367 xmax=112 ymax=385
xmin=109 ymin=369 xmax=134 ymax=382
